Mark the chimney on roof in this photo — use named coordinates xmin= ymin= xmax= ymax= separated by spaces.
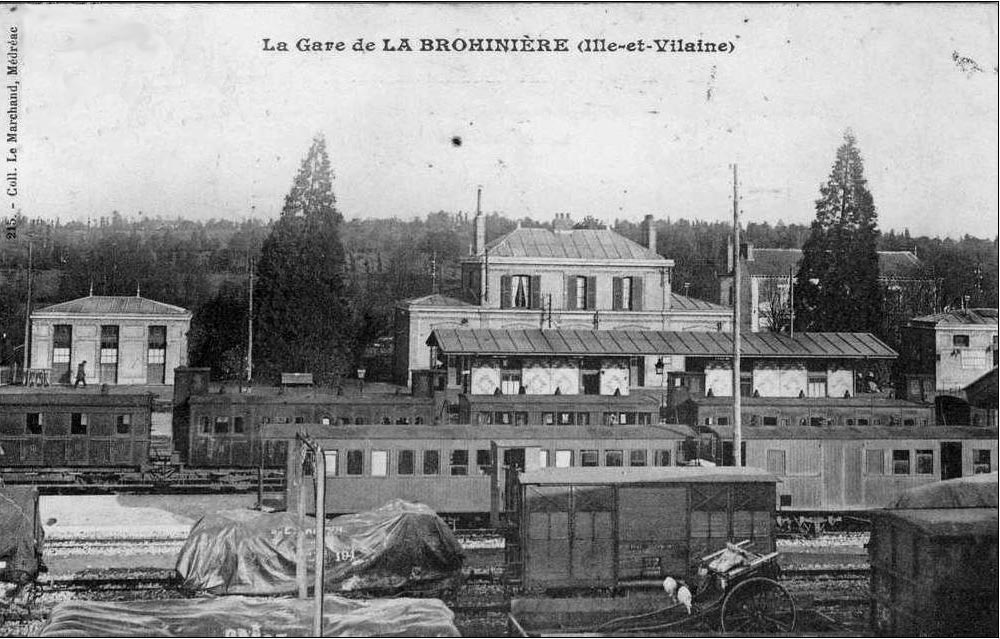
xmin=553 ymin=213 xmax=573 ymax=233
xmin=644 ymin=214 xmax=657 ymax=253
xmin=473 ymin=186 xmax=485 ymax=256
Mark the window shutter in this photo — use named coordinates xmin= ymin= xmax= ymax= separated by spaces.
xmin=612 ymin=277 xmax=622 ymax=311
xmin=633 ymin=277 xmax=644 ymax=311
xmin=566 ymin=276 xmax=576 ymax=310
xmin=586 ymin=276 xmax=597 ymax=310
xmin=500 ymin=275 xmax=511 ymax=309
xmin=530 ymin=275 xmax=542 ymax=309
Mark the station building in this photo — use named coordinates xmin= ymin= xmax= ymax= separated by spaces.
xmin=29 ymin=295 xmax=192 ymax=386
xmin=394 ymin=212 xmax=733 ymax=385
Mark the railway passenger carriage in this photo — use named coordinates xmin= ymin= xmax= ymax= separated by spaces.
xmin=710 ymin=424 xmax=997 ymax=515
xmin=678 ymin=396 xmax=934 ymax=429
xmin=273 ymin=424 xmax=706 ymax=523
xmin=0 ymin=391 xmax=155 ymax=482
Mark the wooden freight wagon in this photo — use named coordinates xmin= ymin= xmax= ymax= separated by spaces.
xmin=869 ymin=475 xmax=999 ymax=637
xmin=507 ymin=466 xmax=777 ymax=591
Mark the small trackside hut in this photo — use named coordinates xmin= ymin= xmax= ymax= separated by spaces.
xmin=506 ymin=466 xmax=777 ymax=591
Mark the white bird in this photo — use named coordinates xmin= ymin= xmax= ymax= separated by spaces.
xmin=677 ymin=584 xmax=693 ymax=614
xmin=662 ymin=576 xmax=678 ymax=598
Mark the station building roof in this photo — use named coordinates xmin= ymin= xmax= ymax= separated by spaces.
xmin=428 ymin=328 xmax=897 ymax=359
xmin=480 ymin=227 xmax=663 ymax=261
xmin=32 ymin=295 xmax=191 ymax=317
xmin=743 ymin=248 xmax=925 ymax=279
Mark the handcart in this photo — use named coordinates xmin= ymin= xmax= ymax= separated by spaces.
xmin=509 ymin=540 xmax=797 ymax=636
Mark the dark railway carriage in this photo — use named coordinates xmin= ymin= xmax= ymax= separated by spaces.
xmin=272 ymin=424 xmax=703 ymax=521
xmin=677 ymin=396 xmax=934 ymax=430
xmin=183 ymin=390 xmax=436 ymax=468
xmin=711 ymin=424 xmax=998 ymax=514
xmin=460 ymin=393 xmax=661 ymax=427
xmin=0 ymin=391 xmax=154 ymax=479
xmin=507 ymin=466 xmax=778 ymax=590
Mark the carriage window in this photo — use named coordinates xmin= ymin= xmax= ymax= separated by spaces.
xmin=903 ymin=419 xmax=915 ymax=427
xmin=575 ymin=412 xmax=590 ymax=426
xmin=494 ymin=411 xmax=513 ymax=426
xmin=323 ymin=451 xmax=338 ymax=477
xmin=866 ymin=449 xmax=884 ymax=475
xmin=555 ymin=449 xmax=573 ymax=467
xmin=846 ymin=418 xmax=855 ymax=426
xmin=346 ymin=450 xmax=364 ymax=475
xmin=117 ymin=414 xmax=132 ymax=435
xmin=716 ymin=416 xmax=729 ymax=426
xmin=294 ymin=416 xmax=305 ymax=424
xmin=476 ymin=449 xmax=492 ymax=474
xmin=233 ymin=417 xmax=245 ymax=433
xmin=381 ymin=417 xmax=392 ymax=425
xmin=71 ymin=412 xmax=88 ymax=435
xmin=214 ymin=416 xmax=230 ymax=434
xmin=857 ymin=418 xmax=869 ymax=426
xmin=809 ymin=417 xmax=824 ymax=427
xmin=514 ymin=412 xmax=529 ymax=426
xmin=354 ymin=417 xmax=365 ymax=425
xmin=974 ymin=449 xmax=992 ymax=474
xmin=538 ymin=449 xmax=549 ymax=468
xmin=542 ymin=412 xmax=555 ymax=426
xmin=892 ymin=450 xmax=910 ymax=475
xmin=423 ymin=450 xmax=440 ymax=475
xmin=762 ymin=416 xmax=778 ymax=426
xmin=766 ymin=449 xmax=787 ymax=475
xmin=477 ymin=412 xmax=492 ymax=425
xmin=629 ymin=450 xmax=647 ymax=467
xmin=26 ymin=413 xmax=42 ymax=435
xmin=580 ymin=450 xmax=599 ymax=467
xmin=915 ymin=450 xmax=934 ymax=474
xmin=398 ymin=450 xmax=415 ymax=475
xmin=654 ymin=449 xmax=671 ymax=466
xmin=395 ymin=417 xmax=410 ymax=425
xmin=414 ymin=416 xmax=425 ymax=425
xmin=450 ymin=450 xmax=469 ymax=476
xmin=605 ymin=450 xmax=623 ymax=467
xmin=371 ymin=450 xmax=388 ymax=477
xmin=558 ymin=412 xmax=573 ymax=425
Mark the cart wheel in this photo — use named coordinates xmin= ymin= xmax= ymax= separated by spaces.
xmin=720 ymin=577 xmax=796 ymax=633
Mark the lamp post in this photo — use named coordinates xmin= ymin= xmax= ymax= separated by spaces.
xmin=357 ymin=367 xmax=366 ymax=395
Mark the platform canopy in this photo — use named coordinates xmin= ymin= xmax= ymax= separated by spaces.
xmin=428 ymin=328 xmax=897 ymax=359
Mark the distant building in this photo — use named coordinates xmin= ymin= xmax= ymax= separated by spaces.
xmin=30 ymin=295 xmax=192 ymax=386
xmin=965 ymin=368 xmax=999 ymax=428
xmin=898 ymin=309 xmax=998 ymax=423
xmin=394 ymin=212 xmax=733 ymax=385
xmin=718 ymin=243 xmax=936 ymax=333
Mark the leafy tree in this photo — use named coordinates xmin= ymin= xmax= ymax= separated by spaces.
xmin=795 ymin=131 xmax=883 ymax=333
xmin=253 ymin=135 xmax=350 ymax=384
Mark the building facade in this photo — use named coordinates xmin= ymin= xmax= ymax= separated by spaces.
xmin=718 ymin=244 xmax=936 ymax=333
xmin=898 ymin=309 xmax=998 ymax=403
xmin=30 ymin=295 xmax=192 ymax=386
xmin=394 ymin=213 xmax=733 ymax=385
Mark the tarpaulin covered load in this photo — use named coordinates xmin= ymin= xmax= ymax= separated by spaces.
xmin=889 ymin=472 xmax=999 ymax=509
xmin=39 ymin=595 xmax=460 ymax=637
xmin=175 ymin=500 xmax=464 ymax=596
xmin=0 ymin=486 xmax=44 ymax=582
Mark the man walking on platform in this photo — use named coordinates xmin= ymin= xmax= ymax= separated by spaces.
xmin=74 ymin=361 xmax=87 ymax=388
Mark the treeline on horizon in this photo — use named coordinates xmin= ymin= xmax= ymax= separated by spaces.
xmin=0 ymin=211 xmax=996 ymax=379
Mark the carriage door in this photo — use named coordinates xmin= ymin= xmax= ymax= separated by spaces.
xmin=843 ymin=443 xmax=863 ymax=508
xmin=822 ymin=443 xmax=845 ymax=509
xmin=940 ymin=442 xmax=963 ymax=480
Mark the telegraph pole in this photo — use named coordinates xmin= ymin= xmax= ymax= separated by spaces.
xmin=731 ymin=165 xmax=742 ymax=467
xmin=21 ymin=242 xmax=32 ymax=380
xmin=247 ymin=256 xmax=254 ymax=384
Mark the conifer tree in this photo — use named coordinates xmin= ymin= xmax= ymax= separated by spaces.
xmin=795 ymin=131 xmax=882 ymax=333
xmin=253 ymin=135 xmax=349 ymax=383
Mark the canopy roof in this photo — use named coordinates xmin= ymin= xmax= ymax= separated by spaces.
xmin=428 ymin=328 xmax=897 ymax=359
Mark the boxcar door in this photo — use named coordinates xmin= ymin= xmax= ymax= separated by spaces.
xmin=523 ymin=484 xmax=572 ymax=587
xmin=570 ymin=486 xmax=614 ymax=584
xmin=618 ymin=486 xmax=689 ymax=579
xmin=940 ymin=442 xmax=963 ymax=480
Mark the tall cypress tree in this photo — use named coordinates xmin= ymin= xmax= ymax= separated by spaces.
xmin=795 ymin=131 xmax=882 ymax=333
xmin=254 ymin=135 xmax=349 ymax=383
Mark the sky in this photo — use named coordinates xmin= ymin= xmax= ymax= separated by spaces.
xmin=10 ymin=3 xmax=1000 ymax=238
